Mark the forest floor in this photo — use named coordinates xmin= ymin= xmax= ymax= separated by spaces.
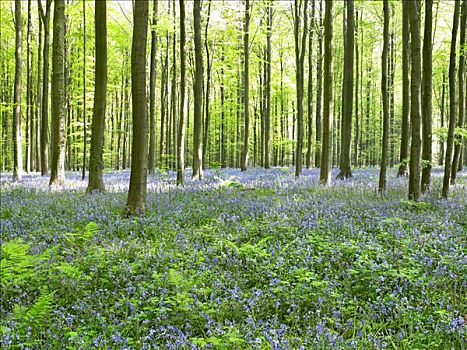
xmin=1 ymin=168 xmax=466 ymax=349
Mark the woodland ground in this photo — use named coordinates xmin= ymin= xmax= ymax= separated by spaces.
xmin=0 ymin=168 xmax=466 ymax=349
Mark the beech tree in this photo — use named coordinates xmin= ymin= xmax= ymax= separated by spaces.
xmin=241 ymin=0 xmax=251 ymax=172
xmin=319 ymin=0 xmax=332 ymax=185
xmin=49 ymin=0 xmax=66 ymax=186
xmin=192 ymin=0 xmax=204 ymax=179
xmin=337 ymin=0 xmax=354 ymax=180
xmin=177 ymin=0 xmax=186 ymax=185
xmin=87 ymin=0 xmax=107 ymax=193
xmin=443 ymin=0 xmax=461 ymax=198
xmin=13 ymin=0 xmax=23 ymax=181
xmin=125 ymin=0 xmax=149 ymax=215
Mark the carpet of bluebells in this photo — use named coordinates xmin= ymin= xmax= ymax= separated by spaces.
xmin=1 ymin=167 xmax=466 ymax=349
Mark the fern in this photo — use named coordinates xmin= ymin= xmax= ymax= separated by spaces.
xmin=0 ymin=240 xmax=33 ymax=282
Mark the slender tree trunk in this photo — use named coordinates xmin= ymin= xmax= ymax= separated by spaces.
xmin=87 ymin=0 xmax=107 ymax=192
xmin=220 ymin=48 xmax=227 ymax=168
xmin=202 ymin=0 xmax=212 ymax=169
xmin=421 ymin=0 xmax=433 ymax=192
xmin=192 ymin=0 xmax=204 ymax=179
xmin=25 ymin=0 xmax=32 ymax=173
xmin=319 ymin=0 xmax=332 ymax=184
xmin=241 ymin=0 xmax=251 ymax=171
xmin=451 ymin=0 xmax=467 ymax=182
xmin=264 ymin=1 xmax=273 ymax=169
xmin=439 ymin=72 xmax=446 ymax=165
xmin=177 ymin=0 xmax=186 ymax=185
xmin=49 ymin=0 xmax=66 ymax=185
xmin=443 ymin=0 xmax=461 ymax=198
xmin=398 ymin=0 xmax=410 ymax=177
xmin=125 ymin=0 xmax=149 ymax=216
xmin=315 ymin=0 xmax=323 ymax=168
xmin=148 ymin=0 xmax=158 ymax=174
xmin=35 ymin=15 xmax=42 ymax=172
xmin=378 ymin=0 xmax=390 ymax=193
xmin=353 ymin=9 xmax=359 ymax=167
xmin=407 ymin=0 xmax=422 ymax=201
xmin=306 ymin=1 xmax=314 ymax=169
xmin=294 ymin=0 xmax=308 ymax=177
xmin=170 ymin=1 xmax=177 ymax=171
xmin=13 ymin=0 xmax=23 ymax=181
xmin=338 ymin=0 xmax=354 ymax=179
xmin=39 ymin=0 xmax=52 ymax=176
xmin=81 ymin=0 xmax=87 ymax=179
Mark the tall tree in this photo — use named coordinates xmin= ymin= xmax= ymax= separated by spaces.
xmin=315 ymin=0 xmax=323 ymax=168
xmin=421 ymin=0 xmax=433 ymax=192
xmin=49 ymin=0 xmax=66 ymax=186
xmin=148 ymin=0 xmax=158 ymax=175
xmin=293 ymin=0 xmax=308 ymax=177
xmin=264 ymin=0 xmax=273 ymax=169
xmin=125 ymin=0 xmax=149 ymax=215
xmin=337 ymin=0 xmax=354 ymax=179
xmin=25 ymin=0 xmax=32 ymax=173
xmin=319 ymin=0 xmax=332 ymax=184
xmin=407 ymin=0 xmax=422 ymax=201
xmin=306 ymin=0 xmax=315 ymax=169
xmin=87 ymin=0 xmax=107 ymax=193
xmin=397 ymin=0 xmax=410 ymax=177
xmin=177 ymin=0 xmax=186 ymax=185
xmin=451 ymin=0 xmax=467 ymax=182
xmin=13 ymin=0 xmax=23 ymax=181
xmin=81 ymin=0 xmax=87 ymax=180
xmin=378 ymin=0 xmax=390 ymax=193
xmin=241 ymin=0 xmax=251 ymax=171
xmin=192 ymin=0 xmax=204 ymax=179
xmin=202 ymin=0 xmax=212 ymax=169
xmin=443 ymin=0 xmax=461 ymax=198
xmin=38 ymin=0 xmax=52 ymax=176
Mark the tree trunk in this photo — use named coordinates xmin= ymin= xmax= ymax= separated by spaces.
xmin=202 ymin=0 xmax=212 ymax=169
xmin=192 ymin=0 xmax=204 ymax=179
xmin=378 ymin=0 xmax=390 ymax=193
xmin=353 ymin=9 xmax=359 ymax=167
xmin=25 ymin=0 xmax=32 ymax=173
xmin=13 ymin=0 xmax=23 ymax=181
xmin=319 ymin=0 xmax=332 ymax=185
xmin=49 ymin=0 xmax=66 ymax=186
xmin=315 ymin=0 xmax=323 ymax=168
xmin=407 ymin=0 xmax=422 ymax=201
xmin=442 ymin=0 xmax=461 ymax=198
xmin=81 ymin=0 xmax=87 ymax=179
xmin=337 ymin=0 xmax=354 ymax=179
xmin=451 ymin=0 xmax=467 ymax=182
xmin=35 ymin=14 xmax=42 ymax=172
xmin=398 ymin=0 xmax=410 ymax=177
xmin=421 ymin=0 xmax=433 ymax=192
xmin=439 ymin=72 xmax=446 ymax=165
xmin=177 ymin=0 xmax=186 ymax=185
xmin=264 ymin=1 xmax=273 ymax=169
xmin=294 ymin=0 xmax=308 ymax=177
xmin=39 ymin=0 xmax=52 ymax=176
xmin=241 ymin=0 xmax=251 ymax=171
xmin=87 ymin=0 xmax=107 ymax=193
xmin=125 ymin=0 xmax=149 ymax=216
xmin=148 ymin=0 xmax=158 ymax=174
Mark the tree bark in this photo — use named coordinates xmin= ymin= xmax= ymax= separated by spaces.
xmin=192 ymin=0 xmax=204 ymax=179
xmin=39 ymin=0 xmax=52 ymax=176
xmin=87 ymin=0 xmax=107 ymax=193
xmin=319 ymin=0 xmax=332 ymax=185
xmin=125 ymin=0 xmax=149 ymax=216
xmin=337 ymin=0 xmax=354 ymax=179
xmin=398 ymin=0 xmax=410 ymax=177
xmin=294 ymin=0 xmax=308 ymax=177
xmin=13 ymin=0 xmax=23 ymax=181
xmin=81 ymin=0 xmax=87 ymax=179
xmin=148 ymin=0 xmax=158 ymax=174
xmin=177 ymin=0 xmax=187 ymax=185
xmin=241 ymin=0 xmax=251 ymax=171
xmin=451 ymin=0 xmax=467 ymax=182
xmin=49 ymin=0 xmax=66 ymax=186
xmin=442 ymin=0 xmax=461 ymax=198
xmin=407 ymin=0 xmax=422 ymax=201
xmin=315 ymin=0 xmax=323 ymax=168
xmin=378 ymin=0 xmax=390 ymax=193
xmin=421 ymin=0 xmax=433 ymax=192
